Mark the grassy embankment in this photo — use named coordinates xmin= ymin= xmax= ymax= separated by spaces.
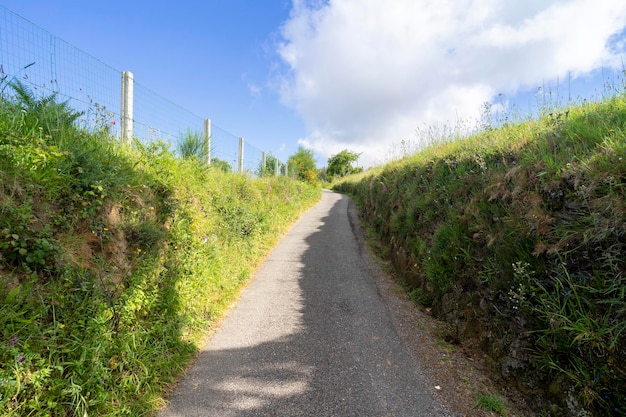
xmin=334 ymin=94 xmax=625 ymax=416
xmin=0 ymin=82 xmax=321 ymax=416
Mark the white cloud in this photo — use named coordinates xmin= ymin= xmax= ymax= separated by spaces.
xmin=247 ymin=82 xmax=262 ymax=98
xmin=277 ymin=0 xmax=626 ymax=167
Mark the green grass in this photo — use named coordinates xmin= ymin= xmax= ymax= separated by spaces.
xmin=335 ymin=93 xmax=626 ymax=415
xmin=0 ymin=82 xmax=321 ymax=416
xmin=476 ymin=393 xmax=507 ymax=416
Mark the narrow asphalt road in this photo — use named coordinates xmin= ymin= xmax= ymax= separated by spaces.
xmin=159 ymin=190 xmax=454 ymax=417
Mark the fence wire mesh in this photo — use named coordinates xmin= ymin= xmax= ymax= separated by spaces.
xmin=210 ymin=124 xmax=240 ymax=173
xmin=0 ymin=5 xmax=280 ymax=175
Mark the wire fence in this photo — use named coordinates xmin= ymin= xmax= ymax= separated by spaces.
xmin=0 ymin=5 xmax=281 ymax=175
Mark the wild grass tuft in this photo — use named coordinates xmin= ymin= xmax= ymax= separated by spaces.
xmin=476 ymin=393 xmax=507 ymax=416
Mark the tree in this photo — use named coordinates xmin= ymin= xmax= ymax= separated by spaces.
xmin=326 ymin=149 xmax=362 ymax=178
xmin=317 ymin=166 xmax=328 ymax=183
xmin=287 ymin=146 xmax=318 ymax=184
xmin=210 ymin=157 xmax=232 ymax=173
xmin=258 ymin=153 xmax=283 ymax=177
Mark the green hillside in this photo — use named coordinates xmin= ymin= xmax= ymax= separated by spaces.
xmin=335 ymin=94 xmax=626 ymax=416
xmin=0 ymin=83 xmax=321 ymax=416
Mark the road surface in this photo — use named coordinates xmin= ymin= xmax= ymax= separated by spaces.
xmin=159 ymin=190 xmax=454 ymax=417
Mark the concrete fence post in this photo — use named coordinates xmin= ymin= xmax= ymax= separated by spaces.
xmin=275 ymin=159 xmax=279 ymax=176
xmin=238 ymin=137 xmax=244 ymax=173
xmin=261 ymin=151 xmax=266 ymax=176
xmin=120 ymin=71 xmax=133 ymax=143
xmin=204 ymin=118 xmax=211 ymax=166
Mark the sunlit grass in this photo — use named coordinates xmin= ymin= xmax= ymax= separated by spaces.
xmin=0 ymin=82 xmax=321 ymax=416
xmin=335 ymin=92 xmax=626 ymax=415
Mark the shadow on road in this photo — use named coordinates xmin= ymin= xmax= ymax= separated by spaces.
xmin=160 ymin=191 xmax=448 ymax=417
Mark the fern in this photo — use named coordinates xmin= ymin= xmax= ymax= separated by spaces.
xmin=9 ymin=79 xmax=83 ymax=140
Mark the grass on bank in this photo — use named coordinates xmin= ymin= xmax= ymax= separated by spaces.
xmin=476 ymin=393 xmax=507 ymax=416
xmin=334 ymin=94 xmax=626 ymax=416
xmin=0 ymin=81 xmax=321 ymax=416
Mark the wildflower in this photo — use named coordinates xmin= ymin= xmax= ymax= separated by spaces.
xmin=17 ymin=354 xmax=25 ymax=364
xmin=59 ymin=323 xmax=65 ymax=329
xmin=381 ymin=182 xmax=389 ymax=193
xmin=103 ymin=227 xmax=109 ymax=232
xmin=9 ymin=336 xmax=18 ymax=345
xmin=109 ymin=120 xmax=116 ymax=125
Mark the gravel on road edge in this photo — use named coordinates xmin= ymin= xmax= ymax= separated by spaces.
xmin=346 ymin=197 xmax=534 ymax=417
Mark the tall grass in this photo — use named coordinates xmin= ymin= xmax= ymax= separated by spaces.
xmin=0 ymin=82 xmax=321 ymax=416
xmin=335 ymin=93 xmax=626 ymax=416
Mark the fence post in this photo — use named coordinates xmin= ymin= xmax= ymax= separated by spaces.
xmin=261 ymin=152 xmax=266 ymax=176
xmin=120 ymin=71 xmax=133 ymax=143
xmin=204 ymin=118 xmax=211 ymax=166
xmin=275 ymin=159 xmax=279 ymax=176
xmin=285 ymin=163 xmax=289 ymax=177
xmin=238 ymin=137 xmax=244 ymax=173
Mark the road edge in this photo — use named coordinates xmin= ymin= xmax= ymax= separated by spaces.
xmin=346 ymin=195 xmax=533 ymax=417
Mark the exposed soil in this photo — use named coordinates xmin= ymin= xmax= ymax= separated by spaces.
xmin=349 ymin=199 xmax=535 ymax=417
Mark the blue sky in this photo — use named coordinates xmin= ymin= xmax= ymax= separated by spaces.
xmin=2 ymin=1 xmax=626 ymax=168
xmin=0 ymin=0 xmax=302 ymax=163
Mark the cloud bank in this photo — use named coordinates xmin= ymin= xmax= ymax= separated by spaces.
xmin=276 ymin=0 xmax=626 ymax=166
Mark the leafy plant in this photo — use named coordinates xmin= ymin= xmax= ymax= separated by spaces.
xmin=211 ymin=157 xmax=233 ymax=173
xmin=6 ymin=79 xmax=82 ymax=141
xmin=327 ymin=149 xmax=362 ymax=178
xmin=287 ymin=146 xmax=318 ymax=184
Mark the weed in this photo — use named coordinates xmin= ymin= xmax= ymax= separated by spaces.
xmin=476 ymin=393 xmax=507 ymax=416
xmin=408 ymin=287 xmax=431 ymax=306
xmin=177 ymin=128 xmax=208 ymax=162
